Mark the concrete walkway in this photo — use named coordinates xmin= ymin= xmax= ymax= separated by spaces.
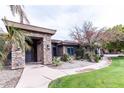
xmin=16 ymin=56 xmax=111 ymax=88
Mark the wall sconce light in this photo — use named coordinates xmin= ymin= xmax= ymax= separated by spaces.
xmin=47 ymin=45 xmax=50 ymax=50
xmin=16 ymin=47 xmax=21 ymax=51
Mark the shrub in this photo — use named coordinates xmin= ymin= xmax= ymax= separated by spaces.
xmin=68 ymin=56 xmax=73 ymax=63
xmin=61 ymin=54 xmax=72 ymax=62
xmin=94 ymin=54 xmax=101 ymax=63
xmin=76 ymin=56 xmax=82 ymax=60
xmin=84 ymin=51 xmax=101 ymax=63
xmin=0 ymin=62 xmax=3 ymax=70
xmin=84 ymin=52 xmax=89 ymax=59
xmin=52 ymin=57 xmax=61 ymax=66
xmin=75 ymin=47 xmax=85 ymax=59
xmin=84 ymin=51 xmax=94 ymax=62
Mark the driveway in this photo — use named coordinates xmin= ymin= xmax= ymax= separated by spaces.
xmin=16 ymin=56 xmax=110 ymax=88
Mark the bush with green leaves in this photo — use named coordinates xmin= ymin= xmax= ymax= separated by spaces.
xmin=61 ymin=54 xmax=72 ymax=62
xmin=0 ymin=62 xmax=3 ymax=70
xmin=68 ymin=56 xmax=73 ymax=63
xmin=94 ymin=54 xmax=101 ymax=63
xmin=52 ymin=57 xmax=61 ymax=66
xmin=75 ymin=47 xmax=85 ymax=59
xmin=84 ymin=51 xmax=93 ymax=61
xmin=84 ymin=51 xmax=101 ymax=63
xmin=76 ymin=56 xmax=82 ymax=60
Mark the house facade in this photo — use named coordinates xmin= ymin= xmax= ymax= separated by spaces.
xmin=6 ymin=20 xmax=79 ymax=69
xmin=6 ymin=20 xmax=56 ymax=69
xmin=52 ymin=39 xmax=79 ymax=57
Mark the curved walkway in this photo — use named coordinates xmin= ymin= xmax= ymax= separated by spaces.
xmin=16 ymin=56 xmax=111 ymax=88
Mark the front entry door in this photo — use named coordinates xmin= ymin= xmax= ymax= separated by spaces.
xmin=25 ymin=39 xmax=37 ymax=63
xmin=25 ymin=48 xmax=34 ymax=62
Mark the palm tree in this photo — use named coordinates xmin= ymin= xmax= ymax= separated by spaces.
xmin=9 ymin=5 xmax=30 ymax=24
xmin=0 ymin=18 xmax=31 ymax=65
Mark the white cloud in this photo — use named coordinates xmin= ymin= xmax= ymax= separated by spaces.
xmin=26 ymin=6 xmax=94 ymax=40
xmin=0 ymin=5 xmax=21 ymax=32
xmin=1 ymin=5 xmax=124 ymax=40
xmin=93 ymin=5 xmax=124 ymax=27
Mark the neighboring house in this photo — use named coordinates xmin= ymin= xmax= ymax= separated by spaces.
xmin=52 ymin=39 xmax=79 ymax=57
xmin=5 ymin=20 xmax=79 ymax=69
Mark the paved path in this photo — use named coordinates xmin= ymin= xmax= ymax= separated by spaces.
xmin=16 ymin=56 xmax=111 ymax=88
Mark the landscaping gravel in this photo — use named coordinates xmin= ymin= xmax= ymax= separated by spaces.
xmin=0 ymin=66 xmax=23 ymax=88
xmin=48 ymin=60 xmax=95 ymax=69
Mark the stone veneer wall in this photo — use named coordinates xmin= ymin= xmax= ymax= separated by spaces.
xmin=11 ymin=30 xmax=53 ymax=69
xmin=11 ymin=44 xmax=25 ymax=69
xmin=43 ymin=35 xmax=52 ymax=64
xmin=25 ymin=31 xmax=52 ymax=65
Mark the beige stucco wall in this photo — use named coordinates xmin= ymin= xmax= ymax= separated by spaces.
xmin=57 ymin=46 xmax=68 ymax=56
xmin=63 ymin=46 xmax=67 ymax=55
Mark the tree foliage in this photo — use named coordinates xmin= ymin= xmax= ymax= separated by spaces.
xmin=9 ymin=5 xmax=30 ymax=24
xmin=70 ymin=22 xmax=124 ymax=53
xmin=0 ymin=18 xmax=31 ymax=65
xmin=104 ymin=24 xmax=124 ymax=51
xmin=70 ymin=21 xmax=107 ymax=48
xmin=70 ymin=21 xmax=106 ymax=62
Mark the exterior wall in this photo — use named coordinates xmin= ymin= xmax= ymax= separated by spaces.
xmin=25 ymin=31 xmax=52 ymax=64
xmin=66 ymin=46 xmax=77 ymax=57
xmin=64 ymin=46 xmax=77 ymax=56
xmin=37 ymin=39 xmax=43 ymax=62
xmin=58 ymin=46 xmax=64 ymax=56
xmin=52 ymin=43 xmax=79 ymax=57
xmin=63 ymin=46 xmax=67 ymax=55
xmin=57 ymin=46 xmax=69 ymax=56
xmin=11 ymin=30 xmax=53 ymax=69
xmin=11 ymin=44 xmax=25 ymax=69
xmin=43 ymin=35 xmax=52 ymax=64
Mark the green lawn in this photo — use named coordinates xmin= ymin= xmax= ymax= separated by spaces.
xmin=49 ymin=57 xmax=124 ymax=88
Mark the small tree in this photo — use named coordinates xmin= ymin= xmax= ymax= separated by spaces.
xmin=103 ymin=24 xmax=124 ymax=53
xmin=0 ymin=18 xmax=31 ymax=66
xmin=70 ymin=21 xmax=107 ymax=62
xmin=9 ymin=5 xmax=30 ymax=24
xmin=75 ymin=47 xmax=85 ymax=59
xmin=70 ymin=22 xmax=107 ymax=48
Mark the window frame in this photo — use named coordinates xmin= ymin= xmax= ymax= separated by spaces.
xmin=67 ymin=47 xmax=75 ymax=55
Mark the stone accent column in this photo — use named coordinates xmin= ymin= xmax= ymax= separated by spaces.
xmin=37 ymin=39 xmax=43 ymax=63
xmin=42 ymin=35 xmax=52 ymax=64
xmin=11 ymin=45 xmax=25 ymax=69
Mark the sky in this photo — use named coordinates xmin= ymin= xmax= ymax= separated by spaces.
xmin=0 ymin=5 xmax=124 ymax=40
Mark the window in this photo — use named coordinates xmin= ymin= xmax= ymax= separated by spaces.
xmin=67 ymin=47 xmax=75 ymax=55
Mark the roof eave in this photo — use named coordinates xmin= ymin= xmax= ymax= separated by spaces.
xmin=3 ymin=20 xmax=56 ymax=35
